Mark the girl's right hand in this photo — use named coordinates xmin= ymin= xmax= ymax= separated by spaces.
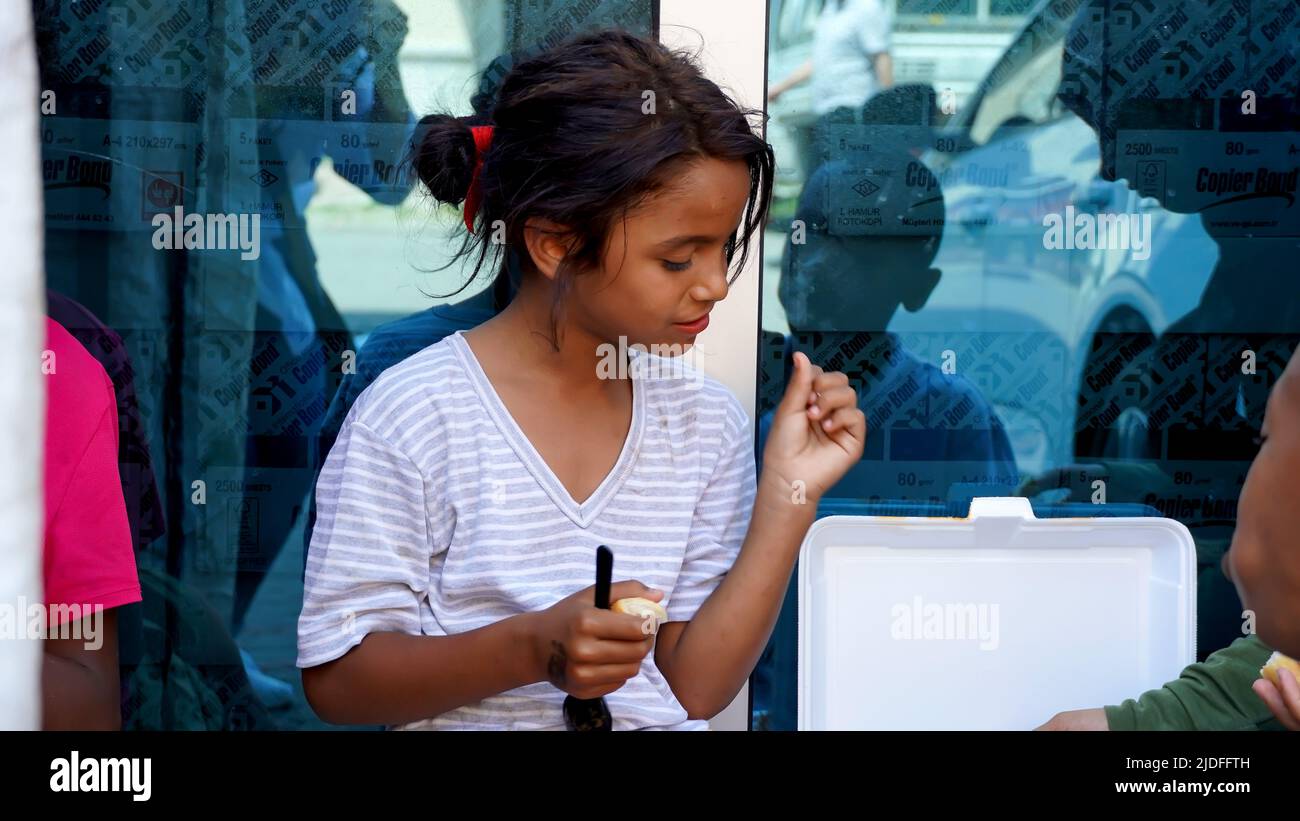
xmin=529 ymin=581 xmax=665 ymax=699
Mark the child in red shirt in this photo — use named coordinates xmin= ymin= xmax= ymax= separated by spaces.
xmin=42 ymin=317 xmax=141 ymax=729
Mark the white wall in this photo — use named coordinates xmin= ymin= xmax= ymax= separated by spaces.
xmin=0 ymin=0 xmax=46 ymax=730
xmin=659 ymin=0 xmax=769 ymax=732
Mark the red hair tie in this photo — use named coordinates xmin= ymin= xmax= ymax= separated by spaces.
xmin=463 ymin=124 xmax=495 ymax=232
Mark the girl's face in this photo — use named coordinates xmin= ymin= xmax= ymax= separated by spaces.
xmin=570 ymin=156 xmax=753 ymax=354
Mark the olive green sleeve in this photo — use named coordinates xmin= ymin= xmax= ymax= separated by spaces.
xmin=1104 ymin=635 xmax=1283 ymax=731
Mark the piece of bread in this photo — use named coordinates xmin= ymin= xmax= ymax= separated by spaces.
xmin=1260 ymin=651 xmax=1300 ymax=687
xmin=612 ymin=597 xmax=668 ymax=633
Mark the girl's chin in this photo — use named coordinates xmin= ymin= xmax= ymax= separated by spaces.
xmin=644 ymin=337 xmax=695 ymax=356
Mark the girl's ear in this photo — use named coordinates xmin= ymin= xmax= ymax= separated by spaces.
xmin=522 ymin=217 xmax=576 ymax=282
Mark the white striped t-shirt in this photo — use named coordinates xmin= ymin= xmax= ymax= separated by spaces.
xmin=296 ymin=329 xmax=758 ymax=730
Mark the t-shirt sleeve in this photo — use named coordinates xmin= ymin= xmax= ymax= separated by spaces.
xmin=297 ymin=411 xmax=435 ymax=668
xmin=665 ymin=398 xmax=758 ymax=623
xmin=43 ymin=378 xmax=141 ymax=623
xmin=855 ymin=0 xmax=892 ymax=55
xmin=1103 ymin=635 xmax=1281 ymax=731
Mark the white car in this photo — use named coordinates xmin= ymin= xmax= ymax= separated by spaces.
xmin=890 ymin=0 xmax=1218 ymax=475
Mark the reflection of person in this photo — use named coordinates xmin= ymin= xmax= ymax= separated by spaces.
xmin=769 ymin=0 xmax=894 ymax=107
xmin=297 ymin=28 xmax=866 ymax=730
xmin=42 ymin=318 xmax=142 ymax=729
xmin=767 ymin=154 xmax=1016 ymax=485
xmin=769 ymin=0 xmax=894 ymax=176
xmin=1036 ymin=0 xmax=1299 ymax=729
xmin=751 ymin=151 xmax=1017 ymax=730
xmin=227 ymin=0 xmax=417 ymax=709
xmin=1040 ymin=348 xmax=1300 ymax=731
xmin=1056 ymin=0 xmax=1300 ymax=647
xmin=31 ymin=0 xmax=416 ymax=726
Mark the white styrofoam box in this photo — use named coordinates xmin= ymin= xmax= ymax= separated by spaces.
xmin=798 ymin=497 xmax=1196 ymax=730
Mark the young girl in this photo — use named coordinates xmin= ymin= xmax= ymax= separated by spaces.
xmin=296 ymin=28 xmax=866 ymax=730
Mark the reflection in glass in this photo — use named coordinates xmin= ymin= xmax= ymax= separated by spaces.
xmin=35 ymin=0 xmax=654 ymax=730
xmin=757 ymin=0 xmax=1299 ymax=730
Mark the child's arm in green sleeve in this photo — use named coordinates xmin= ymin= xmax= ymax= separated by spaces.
xmin=1104 ymin=635 xmax=1283 ymax=731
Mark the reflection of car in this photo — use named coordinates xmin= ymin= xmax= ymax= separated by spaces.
xmin=768 ymin=0 xmax=1030 ymax=194
xmin=887 ymin=0 xmax=1217 ymax=475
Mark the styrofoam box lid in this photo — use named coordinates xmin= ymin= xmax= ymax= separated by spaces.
xmin=798 ymin=497 xmax=1197 ymax=730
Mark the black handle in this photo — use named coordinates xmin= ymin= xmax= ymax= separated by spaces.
xmin=563 ymin=545 xmax=615 ymax=731
xmin=593 ymin=545 xmax=612 ymax=610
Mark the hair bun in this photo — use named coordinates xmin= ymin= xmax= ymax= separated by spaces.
xmin=411 ymin=113 xmax=479 ymax=204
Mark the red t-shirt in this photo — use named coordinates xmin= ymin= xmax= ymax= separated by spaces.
xmin=44 ymin=317 xmax=141 ymax=624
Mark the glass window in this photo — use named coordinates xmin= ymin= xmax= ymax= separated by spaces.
xmin=774 ymin=0 xmax=827 ymax=49
xmin=991 ymin=0 xmax=1036 ymax=15
xmin=897 ymin=0 xmax=976 ymax=17
xmin=36 ymin=0 xmax=656 ymax=730
xmin=758 ymin=0 xmax=1300 ymax=730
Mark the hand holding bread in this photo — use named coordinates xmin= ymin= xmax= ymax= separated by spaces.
xmin=1254 ymin=651 xmax=1300 ymax=730
xmin=612 ymin=596 xmax=669 ymax=635
xmin=529 ymin=581 xmax=663 ymax=701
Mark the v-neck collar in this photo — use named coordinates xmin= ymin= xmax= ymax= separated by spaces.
xmin=449 ymin=329 xmax=645 ymax=528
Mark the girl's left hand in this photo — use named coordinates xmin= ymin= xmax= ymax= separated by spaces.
xmin=762 ymin=351 xmax=866 ymax=503
xmin=1254 ymin=667 xmax=1300 ymax=730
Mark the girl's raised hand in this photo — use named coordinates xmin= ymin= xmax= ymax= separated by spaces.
xmin=762 ymin=351 xmax=866 ymax=504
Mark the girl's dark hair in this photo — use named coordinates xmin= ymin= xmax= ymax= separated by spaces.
xmin=408 ymin=27 xmax=775 ymax=348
